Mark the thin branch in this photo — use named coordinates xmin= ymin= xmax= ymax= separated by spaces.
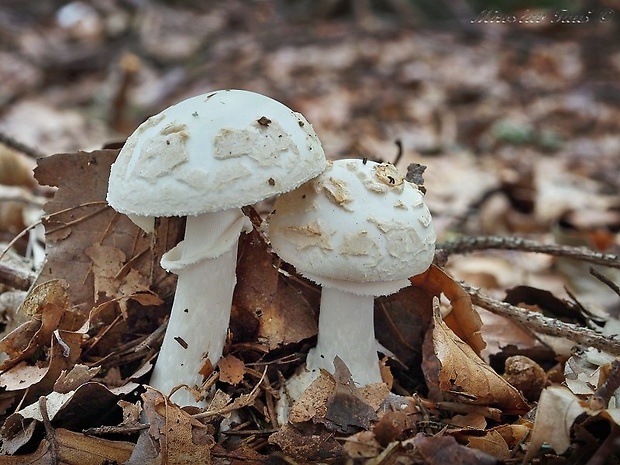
xmin=0 ymin=221 xmax=40 ymax=261
xmin=590 ymin=267 xmax=620 ymax=298
xmin=39 ymin=396 xmax=59 ymax=463
xmin=439 ymin=235 xmax=620 ymax=269
xmin=593 ymin=360 xmax=620 ymax=406
xmin=0 ymin=132 xmax=45 ymax=159
xmin=0 ymin=261 xmax=34 ymax=290
xmin=461 ymin=282 xmax=620 ymax=355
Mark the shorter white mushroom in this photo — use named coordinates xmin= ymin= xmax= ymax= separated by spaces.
xmin=107 ymin=89 xmax=326 ymax=407
xmin=266 ymin=158 xmax=436 ymax=409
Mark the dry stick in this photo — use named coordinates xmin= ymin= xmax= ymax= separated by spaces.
xmin=462 ymin=283 xmax=620 ymax=355
xmin=0 ymin=261 xmax=34 ymax=290
xmin=592 ymin=359 xmax=620 ymax=407
xmin=0 ymin=131 xmax=45 ymax=159
xmin=0 ymin=221 xmax=40 ymax=261
xmin=438 ymin=236 xmax=620 ymax=269
xmin=590 ymin=267 xmax=620 ymax=298
xmin=39 ymin=396 xmax=59 ymax=463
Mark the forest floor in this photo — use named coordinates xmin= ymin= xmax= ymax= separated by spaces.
xmin=0 ymin=1 xmax=620 ymax=463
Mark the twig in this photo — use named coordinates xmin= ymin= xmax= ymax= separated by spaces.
xmin=39 ymin=396 xmax=59 ymax=463
xmin=0 ymin=132 xmax=45 ymax=159
xmin=438 ymin=236 xmax=620 ymax=269
xmin=133 ymin=322 xmax=167 ymax=353
xmin=0 ymin=221 xmax=40 ymax=261
xmin=590 ymin=267 xmax=620 ymax=299
xmin=461 ymin=283 xmax=620 ymax=355
xmin=591 ymin=360 xmax=620 ymax=408
xmin=585 ymin=424 xmax=620 ymax=465
xmin=0 ymin=261 xmax=34 ymax=290
xmin=192 ymin=366 xmax=267 ymax=420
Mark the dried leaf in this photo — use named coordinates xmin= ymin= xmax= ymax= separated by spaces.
xmin=372 ymin=410 xmax=408 ymax=446
xmin=288 ymin=371 xmax=335 ymax=423
xmin=85 ymin=244 xmax=130 ymax=301
xmin=0 ymin=328 xmax=82 ymax=406
xmin=342 ymin=430 xmax=381 ymax=458
xmin=0 ymin=428 xmax=134 ymax=465
xmin=33 ymin=150 xmax=180 ymax=314
xmin=492 ymin=423 xmax=529 ymax=449
xmin=523 ymin=386 xmax=587 ymax=463
xmin=233 ymin=210 xmax=318 ymax=348
xmin=324 ymin=358 xmax=378 ymax=433
xmin=375 ymin=284 xmax=433 ymax=370
xmin=8 ymin=382 xmax=118 ymax=425
xmin=412 ymin=265 xmax=486 ymax=355
xmin=0 ymin=363 xmax=48 ymax=391
xmin=54 ymin=365 xmax=101 ymax=393
xmin=0 ymin=146 xmax=36 ymax=188
xmin=142 ymin=387 xmax=213 ymax=464
xmin=269 ymin=422 xmax=342 ymax=461
xmin=464 ymin=429 xmax=511 ymax=461
xmin=0 ymin=416 xmax=37 ymax=455
xmin=410 ymin=434 xmax=500 ymax=465
xmin=217 ymin=354 xmax=245 ymax=385
xmin=423 ymin=299 xmax=529 ymax=413
xmin=0 ymin=280 xmax=75 ymax=371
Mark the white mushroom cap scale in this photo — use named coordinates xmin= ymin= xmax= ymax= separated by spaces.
xmin=268 ymin=159 xmax=436 ymax=296
xmin=107 ymin=89 xmax=326 ymax=217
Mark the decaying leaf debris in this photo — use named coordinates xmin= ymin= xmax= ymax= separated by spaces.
xmin=1 ymin=2 xmax=620 ymax=463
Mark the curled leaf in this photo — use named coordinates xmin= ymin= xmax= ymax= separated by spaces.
xmin=423 ymin=298 xmax=529 ymax=413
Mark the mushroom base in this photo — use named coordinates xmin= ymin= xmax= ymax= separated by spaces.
xmin=148 ymin=208 xmax=249 ymax=407
xmin=306 ymin=287 xmax=383 ymax=387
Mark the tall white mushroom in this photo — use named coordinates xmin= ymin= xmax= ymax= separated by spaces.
xmin=107 ymin=89 xmax=326 ymax=407
xmin=267 ymin=158 xmax=436 ymax=405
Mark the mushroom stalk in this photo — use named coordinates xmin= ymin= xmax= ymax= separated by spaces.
xmin=148 ymin=208 xmax=250 ymax=407
xmin=306 ymin=287 xmax=382 ymax=386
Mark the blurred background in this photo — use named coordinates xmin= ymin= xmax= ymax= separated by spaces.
xmin=1 ymin=0 xmax=619 ymax=315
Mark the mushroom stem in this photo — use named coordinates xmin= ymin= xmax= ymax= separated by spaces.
xmin=148 ymin=208 xmax=250 ymax=407
xmin=305 ymin=287 xmax=383 ymax=387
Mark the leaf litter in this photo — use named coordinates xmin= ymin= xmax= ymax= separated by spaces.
xmin=0 ymin=2 xmax=620 ymax=463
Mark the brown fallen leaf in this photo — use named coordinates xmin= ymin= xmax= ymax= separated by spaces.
xmin=412 ymin=265 xmax=486 ymax=355
xmin=324 ymin=358 xmax=380 ymax=433
xmin=423 ymin=298 xmax=529 ymax=413
xmin=462 ymin=429 xmax=511 ymax=461
xmin=0 ymin=416 xmax=37 ymax=455
xmin=0 ymin=280 xmax=78 ymax=371
xmin=141 ymin=387 xmax=214 ymax=464
xmin=33 ymin=150 xmax=181 ymax=314
xmin=86 ymin=242 xmax=164 ymax=320
xmin=410 ymin=434 xmax=500 ymax=465
xmin=286 ymin=358 xmax=389 ymax=434
xmin=268 ymin=421 xmax=342 ymax=462
xmin=372 ymin=410 xmax=410 ymax=447
xmin=53 ymin=365 xmax=101 ymax=393
xmin=11 ymin=382 xmax=119 ymax=426
xmin=0 ymin=146 xmax=36 ymax=188
xmin=375 ymin=283 xmax=434 ymax=373
xmin=233 ymin=207 xmax=318 ymax=349
xmin=523 ymin=385 xmax=587 ymax=463
xmin=288 ymin=370 xmax=335 ymax=424
xmin=375 ymin=265 xmax=486 ymax=391
xmin=0 ymin=427 xmax=134 ymax=465
xmin=342 ymin=430 xmax=381 ymax=458
xmin=218 ymin=354 xmax=245 ymax=385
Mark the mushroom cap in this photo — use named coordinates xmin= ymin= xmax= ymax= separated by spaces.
xmin=267 ymin=159 xmax=436 ymax=296
xmin=107 ymin=89 xmax=326 ymax=217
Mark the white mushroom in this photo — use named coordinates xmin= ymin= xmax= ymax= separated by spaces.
xmin=266 ymin=158 xmax=436 ymax=407
xmin=107 ymin=89 xmax=326 ymax=407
